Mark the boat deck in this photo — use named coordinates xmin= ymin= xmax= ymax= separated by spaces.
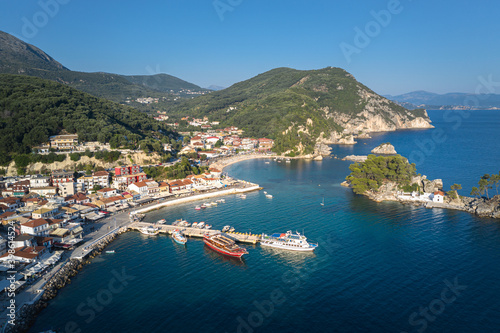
xmin=128 ymin=222 xmax=260 ymax=244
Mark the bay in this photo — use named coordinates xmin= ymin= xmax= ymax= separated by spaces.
xmin=30 ymin=110 xmax=500 ymax=333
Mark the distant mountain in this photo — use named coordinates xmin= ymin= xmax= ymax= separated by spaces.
xmin=125 ymin=74 xmax=207 ymax=93
xmin=385 ymin=90 xmax=500 ymax=109
xmin=166 ymin=67 xmax=432 ymax=155
xmin=0 ymin=31 xmax=67 ymax=73
xmin=0 ymin=31 xmax=206 ymax=103
xmin=206 ymin=85 xmax=226 ymax=91
xmin=0 ymin=74 xmax=176 ymax=165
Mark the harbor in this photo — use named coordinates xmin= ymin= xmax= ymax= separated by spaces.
xmin=128 ymin=221 xmax=261 ymax=244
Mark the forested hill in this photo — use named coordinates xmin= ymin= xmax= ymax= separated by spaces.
xmin=165 ymin=67 xmax=432 ymax=154
xmin=0 ymin=31 xmax=206 ymax=102
xmin=0 ymin=74 xmax=176 ymax=165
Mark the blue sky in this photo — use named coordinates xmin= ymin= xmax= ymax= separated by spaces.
xmin=1 ymin=0 xmax=499 ymax=95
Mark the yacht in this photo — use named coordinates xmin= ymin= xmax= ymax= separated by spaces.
xmin=260 ymin=231 xmax=318 ymax=252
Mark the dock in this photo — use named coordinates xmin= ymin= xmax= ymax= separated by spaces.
xmin=129 ymin=222 xmax=261 ymax=244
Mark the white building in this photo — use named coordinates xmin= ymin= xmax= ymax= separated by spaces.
xmin=21 ymin=219 xmax=50 ymax=236
xmin=432 ymin=191 xmax=445 ymax=203
xmin=30 ymin=176 xmax=51 ymax=188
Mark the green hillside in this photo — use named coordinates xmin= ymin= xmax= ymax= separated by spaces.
xmin=165 ymin=67 xmax=429 ymax=154
xmin=0 ymin=31 xmax=205 ymax=103
xmin=0 ymin=74 xmax=176 ymax=165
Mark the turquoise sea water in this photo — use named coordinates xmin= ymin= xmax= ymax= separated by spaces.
xmin=30 ymin=110 xmax=500 ymax=333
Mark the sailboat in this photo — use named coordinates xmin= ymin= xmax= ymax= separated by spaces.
xmin=320 ymin=197 xmax=324 ymax=206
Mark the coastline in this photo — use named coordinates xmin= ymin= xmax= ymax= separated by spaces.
xmin=209 ymin=153 xmax=275 ymax=171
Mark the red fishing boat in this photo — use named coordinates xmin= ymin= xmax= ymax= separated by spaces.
xmin=203 ymin=233 xmax=248 ymax=258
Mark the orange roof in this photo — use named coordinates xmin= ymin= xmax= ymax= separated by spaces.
xmin=434 ymin=191 xmax=445 ymax=196
xmin=132 ymin=181 xmax=148 ymax=188
xmin=0 ymin=211 xmax=16 ymax=219
xmin=93 ymin=171 xmax=109 ymax=176
xmin=0 ymin=246 xmax=46 ymax=260
xmin=22 ymin=219 xmax=49 ymax=228
xmin=97 ymin=187 xmax=115 ymax=193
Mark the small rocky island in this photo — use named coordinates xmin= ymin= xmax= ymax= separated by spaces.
xmin=342 ymin=154 xmax=500 ymax=219
xmin=371 ymin=142 xmax=397 ymax=154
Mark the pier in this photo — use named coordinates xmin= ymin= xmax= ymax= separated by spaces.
xmin=129 ymin=222 xmax=261 ymax=244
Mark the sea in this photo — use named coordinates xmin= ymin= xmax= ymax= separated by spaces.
xmin=29 ymin=110 xmax=500 ymax=333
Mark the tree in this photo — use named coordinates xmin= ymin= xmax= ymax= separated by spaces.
xmin=450 ymin=183 xmax=462 ymax=199
xmin=215 ymin=140 xmax=223 ymax=148
xmin=491 ymin=173 xmax=500 ymax=195
xmin=470 ymin=186 xmax=481 ymax=198
xmin=478 ymin=174 xmax=492 ymax=199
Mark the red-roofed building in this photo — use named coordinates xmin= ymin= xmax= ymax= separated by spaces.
xmin=128 ymin=181 xmax=149 ymax=196
xmin=21 ymin=219 xmax=50 ymax=236
xmin=97 ymin=187 xmax=118 ymax=198
xmin=432 ymin=191 xmax=445 ymax=203
xmin=0 ymin=246 xmax=47 ymax=263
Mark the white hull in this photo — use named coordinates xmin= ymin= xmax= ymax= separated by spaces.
xmin=260 ymin=241 xmax=316 ymax=252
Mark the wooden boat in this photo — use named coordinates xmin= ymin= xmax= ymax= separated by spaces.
xmin=203 ymin=233 xmax=248 ymax=258
xmin=172 ymin=230 xmax=187 ymax=245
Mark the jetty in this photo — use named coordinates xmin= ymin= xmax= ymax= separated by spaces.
xmin=129 ymin=221 xmax=261 ymax=244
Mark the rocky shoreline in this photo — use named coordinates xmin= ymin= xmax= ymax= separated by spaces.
xmin=6 ymin=229 xmax=127 ymax=333
xmin=341 ymin=178 xmax=500 ymax=219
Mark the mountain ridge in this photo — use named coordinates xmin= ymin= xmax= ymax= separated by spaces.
xmin=385 ymin=90 xmax=500 ymax=109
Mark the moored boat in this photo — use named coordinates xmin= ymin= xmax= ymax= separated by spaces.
xmin=195 ymin=205 xmax=201 ymax=210
xmin=239 ymin=194 xmax=246 ymax=199
xmin=266 ymin=194 xmax=273 ymax=199
xmin=106 ymin=250 xmax=115 ymax=254
xmin=204 ymin=224 xmax=212 ymax=229
xmin=222 ymin=225 xmax=231 ymax=232
xmin=192 ymin=222 xmax=199 ymax=228
xmin=229 ymin=227 xmax=235 ymax=232
xmin=204 ymin=202 xmax=212 ymax=207
xmin=172 ymin=229 xmax=187 ymax=245
xmin=198 ymin=221 xmax=205 ymax=229
xmin=260 ymin=231 xmax=318 ymax=251
xmin=140 ymin=226 xmax=160 ymax=236
xmin=210 ymin=201 xmax=217 ymax=206
xmin=157 ymin=219 xmax=166 ymax=224
xmin=203 ymin=233 xmax=248 ymax=258
xmin=200 ymin=204 xmax=207 ymax=209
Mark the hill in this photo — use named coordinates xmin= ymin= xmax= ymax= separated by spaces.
xmin=125 ymin=74 xmax=206 ymax=93
xmin=385 ymin=90 xmax=500 ymax=109
xmin=0 ymin=31 xmax=206 ymax=103
xmin=0 ymin=74 xmax=176 ymax=165
xmin=165 ymin=67 xmax=432 ymax=154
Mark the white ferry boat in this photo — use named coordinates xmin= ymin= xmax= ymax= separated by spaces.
xmin=260 ymin=231 xmax=318 ymax=251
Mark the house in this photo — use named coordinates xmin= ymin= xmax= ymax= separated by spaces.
xmin=0 ymin=197 xmax=22 ymax=212
xmin=30 ymin=176 xmax=51 ymax=188
xmin=21 ymin=219 xmax=51 ymax=236
xmin=29 ymin=186 xmax=58 ymax=197
xmin=49 ymin=134 xmax=78 ymax=150
xmin=145 ymin=180 xmax=160 ymax=196
xmin=32 ymin=207 xmax=59 ymax=219
xmin=190 ymin=136 xmax=204 ymax=145
xmin=432 ymin=191 xmax=445 ymax=203
xmin=205 ymin=136 xmax=220 ymax=144
xmin=11 ymin=180 xmax=30 ymax=197
xmin=59 ymin=181 xmax=76 ymax=197
xmin=128 ymin=181 xmax=149 ymax=197
xmin=77 ymin=175 xmax=94 ymax=192
xmin=12 ymin=234 xmax=35 ymax=248
xmin=259 ymin=138 xmax=274 ymax=150
xmin=51 ymin=170 xmax=74 ymax=188
xmin=0 ymin=246 xmax=47 ymax=263
xmin=112 ymin=171 xmax=147 ymax=190
xmin=93 ymin=171 xmax=110 ymax=188
xmin=97 ymin=188 xmax=118 ymax=198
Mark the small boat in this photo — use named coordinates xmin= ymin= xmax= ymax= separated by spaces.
xmin=216 ymin=199 xmax=225 ymax=203
xmin=239 ymin=194 xmax=246 ymax=199
xmin=229 ymin=227 xmax=235 ymax=232
xmin=140 ymin=226 xmax=160 ymax=236
xmin=157 ymin=219 xmax=166 ymax=224
xmin=222 ymin=225 xmax=231 ymax=232
xmin=195 ymin=205 xmax=201 ymax=210
xmin=286 ymin=159 xmax=291 ymax=163
xmin=204 ymin=224 xmax=212 ymax=229
xmin=198 ymin=221 xmax=205 ymax=229
xmin=192 ymin=222 xmax=199 ymax=228
xmin=106 ymin=250 xmax=115 ymax=254
xmin=266 ymin=194 xmax=273 ymax=199
xmin=264 ymin=191 xmax=267 ymax=194
xmin=204 ymin=202 xmax=212 ymax=207
xmin=200 ymin=204 xmax=207 ymax=209
xmin=203 ymin=233 xmax=248 ymax=258
xmin=265 ymin=161 xmax=270 ymax=164
xmin=320 ymin=197 xmax=324 ymax=206
xmin=210 ymin=201 xmax=217 ymax=206
xmin=172 ymin=229 xmax=187 ymax=245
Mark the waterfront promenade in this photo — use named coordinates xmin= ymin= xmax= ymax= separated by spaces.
xmin=209 ymin=153 xmax=276 ymax=171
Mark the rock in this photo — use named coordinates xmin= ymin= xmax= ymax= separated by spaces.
xmin=422 ymin=179 xmax=443 ymax=193
xmin=371 ymin=143 xmax=397 ymax=154
xmin=313 ymin=155 xmax=323 ymax=161
xmin=356 ymin=133 xmax=372 ymax=139
xmin=342 ymin=155 xmax=368 ymax=162
xmin=340 ymin=181 xmax=350 ymax=187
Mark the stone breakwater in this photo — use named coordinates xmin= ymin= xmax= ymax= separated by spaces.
xmin=6 ymin=229 xmax=128 ymax=333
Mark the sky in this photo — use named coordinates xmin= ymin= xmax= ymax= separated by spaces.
xmin=1 ymin=0 xmax=499 ymax=95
